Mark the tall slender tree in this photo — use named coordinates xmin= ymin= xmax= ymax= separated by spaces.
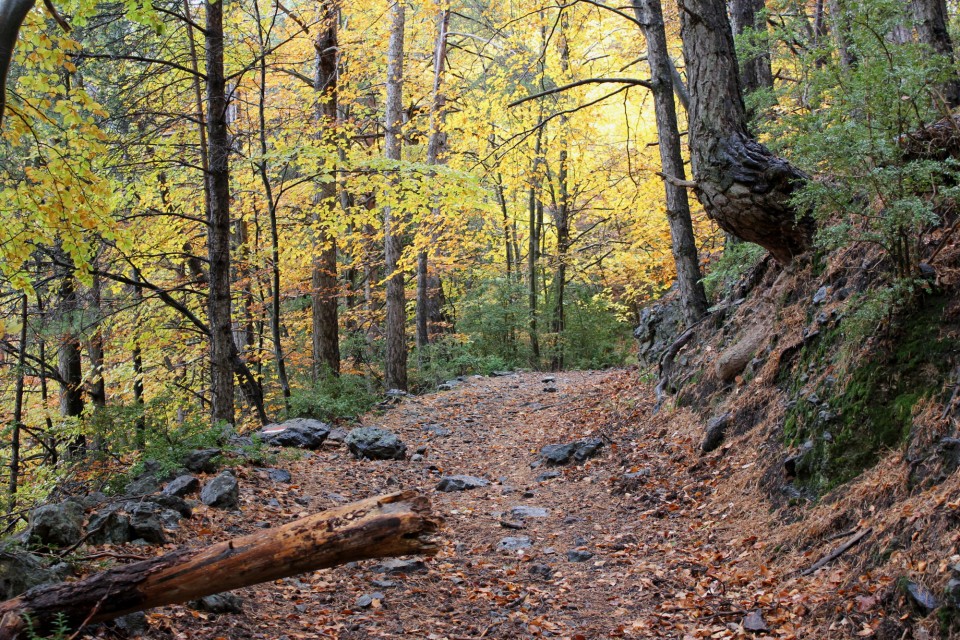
xmin=633 ymin=0 xmax=708 ymax=326
xmin=729 ymin=0 xmax=774 ymax=97
xmin=383 ymin=1 xmax=407 ymax=391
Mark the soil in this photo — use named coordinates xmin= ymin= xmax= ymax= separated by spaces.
xmin=77 ymin=369 xmax=958 ymax=639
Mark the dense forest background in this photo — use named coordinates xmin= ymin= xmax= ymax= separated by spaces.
xmin=0 ymin=0 xmax=958 ymax=516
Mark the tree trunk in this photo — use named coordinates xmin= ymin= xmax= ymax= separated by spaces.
xmin=729 ymin=0 xmax=774 ymax=97
xmin=680 ymin=0 xmax=813 ymax=264
xmin=56 ymin=252 xmax=85 ymax=458
xmin=0 ymin=0 xmax=35 ymax=125
xmin=910 ymin=0 xmax=960 ymax=107
xmin=253 ymin=1 xmax=291 ymax=406
xmin=528 ymin=124 xmax=543 ymax=366
xmin=828 ymin=0 xmax=856 ymax=68
xmin=131 ymin=271 xmax=145 ymax=450
xmin=634 ymin=0 xmax=709 ymax=326
xmin=0 ymin=492 xmax=439 ymax=639
xmin=312 ymin=0 xmax=341 ymax=380
xmin=383 ymin=1 xmax=407 ymax=391
xmin=416 ymin=4 xmax=451 ymax=355
xmin=205 ymin=0 xmax=235 ymax=426
xmin=7 ymin=294 xmax=27 ymax=514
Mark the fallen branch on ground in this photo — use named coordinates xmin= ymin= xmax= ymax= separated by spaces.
xmin=800 ymin=527 xmax=872 ymax=577
xmin=0 ymin=491 xmax=440 ymax=639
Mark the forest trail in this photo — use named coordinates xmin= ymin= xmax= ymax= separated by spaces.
xmin=152 ymin=369 xmax=810 ymax=640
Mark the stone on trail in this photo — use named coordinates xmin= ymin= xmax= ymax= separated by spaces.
xmin=372 ymin=558 xmax=427 ymax=574
xmin=742 ymin=610 xmax=768 ymax=632
xmin=0 ymin=549 xmax=59 ymax=599
xmin=539 ymin=438 xmax=604 ymax=466
xmin=262 ymin=468 xmax=292 ymax=483
xmin=163 ymin=474 xmax=200 ymax=498
xmin=436 ymin=475 xmax=489 ymax=492
xmin=258 ymin=418 xmax=330 ymax=449
xmin=701 ymin=413 xmax=731 ymax=453
xmin=497 ymin=536 xmax=532 ymax=552
xmin=86 ymin=507 xmax=132 ymax=545
xmin=200 ymin=471 xmax=240 ymax=510
xmin=355 ymin=592 xmax=385 ymax=608
xmin=566 ymin=550 xmax=594 ymax=562
xmin=510 ymin=505 xmax=549 ymax=519
xmin=345 ymin=426 xmax=407 ymax=460
xmin=904 ymin=580 xmax=940 ymax=614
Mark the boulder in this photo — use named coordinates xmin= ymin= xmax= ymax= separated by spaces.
xmin=903 ymin=579 xmax=940 ymax=614
xmin=372 ymin=558 xmax=426 ymax=574
xmin=258 ymin=418 xmax=330 ymax=449
xmin=345 ymin=427 xmax=407 ymax=460
xmin=566 ymin=550 xmax=594 ymax=562
xmin=263 ymin=468 xmax=292 ymax=483
xmin=200 ymin=471 xmax=240 ymax=510
xmin=128 ymin=503 xmax=167 ymax=544
xmin=540 ymin=443 xmax=575 ymax=465
xmin=124 ymin=474 xmax=161 ymax=497
xmin=149 ymin=494 xmax=192 ymax=518
xmin=162 ymin=475 xmax=200 ymax=498
xmin=510 ymin=506 xmax=549 ymax=519
xmin=181 ymin=448 xmax=222 ymax=474
xmin=436 ymin=475 xmax=489 ymax=492
xmin=572 ymin=438 xmax=603 ymax=463
xmin=0 ymin=549 xmax=58 ymax=598
xmin=27 ymin=501 xmax=84 ymax=548
xmin=86 ymin=507 xmax=132 ymax=545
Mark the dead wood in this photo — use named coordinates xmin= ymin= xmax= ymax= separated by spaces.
xmin=0 ymin=491 xmax=440 ymax=639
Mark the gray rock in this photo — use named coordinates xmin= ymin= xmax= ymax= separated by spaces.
xmin=259 ymin=418 xmax=331 ymax=449
xmin=500 ymin=519 xmax=525 ymax=530
xmin=355 ymin=592 xmax=385 ymax=608
xmin=129 ymin=503 xmax=167 ymax=544
xmin=436 ymin=475 xmax=489 ymax=492
xmin=163 ymin=475 xmax=200 ymax=498
xmin=742 ymin=610 xmax=768 ymax=632
xmin=540 ymin=439 xmax=604 ymax=466
xmin=159 ymin=509 xmax=182 ymax=530
xmin=543 ymin=386 xmax=558 ymax=393
xmin=410 ymin=454 xmax=424 ymax=462
xmin=345 ymin=427 xmax=407 ymax=460
xmin=422 ymin=425 xmax=452 ymax=437
xmin=182 ymin=448 xmax=222 ymax=474
xmin=904 ymin=580 xmax=940 ymax=614
xmin=326 ymin=428 xmax=348 ymax=443
xmin=572 ymin=438 xmax=603 ymax=463
xmin=125 ymin=474 xmax=161 ymax=497
xmin=529 ymin=563 xmax=553 ymax=579
xmin=200 ymin=472 xmax=240 ymax=510
xmin=150 ymin=494 xmax=192 ymax=518
xmin=372 ymin=558 xmax=427 ymax=574
xmin=536 ymin=471 xmax=561 ymax=482
xmin=86 ymin=507 xmax=132 ymax=545
xmin=28 ymin=502 xmax=84 ymax=548
xmin=701 ymin=413 xmax=731 ymax=453
xmin=812 ymin=286 xmax=828 ymax=305
xmin=566 ymin=550 xmax=594 ymax=562
xmin=634 ymin=295 xmax=684 ymax=366
xmin=79 ymin=492 xmax=108 ymax=509
xmin=263 ymin=468 xmax=292 ymax=483
xmin=0 ymin=549 xmax=58 ymax=598
xmin=437 ymin=383 xmax=455 ymax=391
xmin=510 ymin=506 xmax=549 ymax=519
xmin=112 ymin=612 xmax=149 ymax=636
xmin=496 ymin=536 xmax=532 ymax=552
xmin=190 ymin=593 xmax=243 ymax=614
xmin=784 ymin=440 xmax=815 ymax=479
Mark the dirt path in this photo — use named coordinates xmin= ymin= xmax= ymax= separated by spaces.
xmin=135 ymin=371 xmax=795 ymax=639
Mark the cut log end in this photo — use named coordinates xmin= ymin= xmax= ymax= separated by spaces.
xmin=0 ymin=491 xmax=441 ymax=640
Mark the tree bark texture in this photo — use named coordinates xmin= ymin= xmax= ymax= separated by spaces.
xmin=634 ymin=0 xmax=709 ymax=327
xmin=910 ymin=0 xmax=960 ymax=107
xmin=383 ymin=2 xmax=407 ymax=391
xmin=312 ymin=0 xmax=342 ymax=379
xmin=205 ymin=0 xmax=235 ymax=426
xmin=0 ymin=0 xmax=35 ymax=125
xmin=680 ymin=0 xmax=813 ymax=264
xmin=56 ymin=252 xmax=85 ymax=457
xmin=416 ymin=4 xmax=451 ymax=353
xmin=0 ymin=492 xmax=440 ymax=639
xmin=729 ymin=0 xmax=774 ymax=96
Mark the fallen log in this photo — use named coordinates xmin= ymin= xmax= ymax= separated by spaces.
xmin=0 ymin=491 xmax=440 ymax=639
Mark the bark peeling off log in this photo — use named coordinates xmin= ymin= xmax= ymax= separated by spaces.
xmin=0 ymin=491 xmax=441 ymax=639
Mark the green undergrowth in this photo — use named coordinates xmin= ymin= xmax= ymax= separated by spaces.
xmin=782 ymin=294 xmax=955 ymax=495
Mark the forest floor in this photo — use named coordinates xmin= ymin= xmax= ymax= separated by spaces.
xmin=110 ymin=369 xmax=938 ymax=639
